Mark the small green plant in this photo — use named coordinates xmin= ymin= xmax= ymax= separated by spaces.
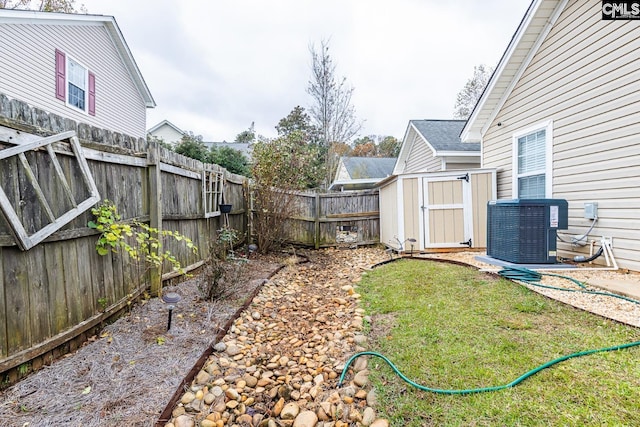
xmin=216 ymin=226 xmax=241 ymax=260
xmin=88 ymin=200 xmax=197 ymax=274
xmin=97 ymin=297 xmax=108 ymax=312
xmin=17 ymin=363 xmax=30 ymax=376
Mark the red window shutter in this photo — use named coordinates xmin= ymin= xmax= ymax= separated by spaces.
xmin=55 ymin=49 xmax=66 ymax=101
xmin=88 ymin=71 xmax=96 ymax=116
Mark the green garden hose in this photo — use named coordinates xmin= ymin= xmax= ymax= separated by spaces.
xmin=497 ymin=266 xmax=640 ymax=305
xmin=339 ymin=265 xmax=640 ymax=394
xmin=339 ymin=341 xmax=640 ymax=394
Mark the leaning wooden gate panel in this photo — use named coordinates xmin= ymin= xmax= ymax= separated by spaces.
xmin=0 ymin=130 xmax=100 ymax=250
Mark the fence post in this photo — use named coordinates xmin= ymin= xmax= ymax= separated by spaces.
xmin=147 ymin=143 xmax=163 ymax=297
xmin=314 ymin=193 xmax=320 ymax=249
xmin=244 ymin=179 xmax=252 ymax=244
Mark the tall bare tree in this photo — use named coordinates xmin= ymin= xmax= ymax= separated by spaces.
xmin=453 ymin=64 xmax=494 ymax=120
xmin=0 ymin=0 xmax=84 ymax=12
xmin=307 ymin=39 xmax=362 ymax=186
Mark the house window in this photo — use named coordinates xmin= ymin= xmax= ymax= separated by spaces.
xmin=68 ymin=58 xmax=86 ymax=111
xmin=55 ymin=49 xmax=96 ymax=116
xmin=512 ymin=121 xmax=552 ymax=199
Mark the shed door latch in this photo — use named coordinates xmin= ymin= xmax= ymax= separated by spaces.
xmin=459 ymin=238 xmax=472 ymax=247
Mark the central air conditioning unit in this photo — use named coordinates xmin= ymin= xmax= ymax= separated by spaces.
xmin=487 ymin=199 xmax=568 ymax=264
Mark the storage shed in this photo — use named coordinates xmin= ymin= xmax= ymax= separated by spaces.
xmin=378 ymin=168 xmax=496 ymax=252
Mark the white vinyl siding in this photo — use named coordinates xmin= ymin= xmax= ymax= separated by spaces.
xmin=379 ymin=180 xmax=399 ymax=249
xmin=334 ymin=161 xmax=351 ymax=182
xmin=481 ymin=0 xmax=640 ymax=271
xmin=149 ymin=125 xmax=184 ymax=145
xmin=0 ymin=22 xmax=147 ymax=138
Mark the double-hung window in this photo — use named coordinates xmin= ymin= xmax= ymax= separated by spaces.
xmin=55 ymin=49 xmax=96 ymax=116
xmin=67 ymin=58 xmax=87 ymax=111
xmin=512 ymin=121 xmax=552 ymax=199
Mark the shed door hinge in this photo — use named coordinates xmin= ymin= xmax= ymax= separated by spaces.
xmin=459 ymin=238 xmax=472 ymax=247
xmin=457 ymin=173 xmax=469 ymax=183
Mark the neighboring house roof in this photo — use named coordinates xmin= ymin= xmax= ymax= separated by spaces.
xmin=394 ymin=119 xmax=480 ymax=174
xmin=460 ymin=0 xmax=557 ymax=142
xmin=204 ymin=141 xmax=252 ymax=157
xmin=330 ymin=157 xmax=396 ymax=191
xmin=147 ymin=120 xmax=183 ymax=135
xmin=0 ymin=9 xmax=156 ymax=109
xmin=342 ymin=157 xmax=397 ymax=179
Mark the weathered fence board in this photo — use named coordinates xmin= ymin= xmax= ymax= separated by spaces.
xmin=0 ymin=248 xmax=5 ymax=358
xmin=275 ymin=190 xmax=380 ymax=248
xmin=4 ymin=249 xmax=30 ymax=355
xmin=44 ymin=241 xmax=69 ymax=336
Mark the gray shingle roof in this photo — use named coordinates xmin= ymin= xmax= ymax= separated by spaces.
xmin=410 ymin=120 xmax=480 ymax=152
xmin=343 ymin=157 xmax=397 ymax=179
xmin=204 ymin=141 xmax=252 ymax=157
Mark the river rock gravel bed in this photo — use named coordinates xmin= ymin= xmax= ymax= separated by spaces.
xmin=163 ymin=247 xmax=391 ymax=427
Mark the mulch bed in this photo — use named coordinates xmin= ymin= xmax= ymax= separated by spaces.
xmin=0 ymin=252 xmax=289 ymax=427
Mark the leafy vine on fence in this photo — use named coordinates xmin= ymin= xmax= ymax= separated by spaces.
xmin=88 ymin=199 xmax=197 ymax=274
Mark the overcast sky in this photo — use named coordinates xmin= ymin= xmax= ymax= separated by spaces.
xmin=80 ymin=0 xmax=532 ymax=142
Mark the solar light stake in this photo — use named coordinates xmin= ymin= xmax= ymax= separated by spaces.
xmin=162 ymin=292 xmax=181 ymax=331
xmin=407 ymin=238 xmax=417 ymax=257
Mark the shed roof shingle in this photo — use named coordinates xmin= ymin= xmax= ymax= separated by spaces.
xmin=410 ymin=119 xmax=480 ymax=152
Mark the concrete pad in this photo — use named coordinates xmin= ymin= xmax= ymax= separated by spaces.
xmin=476 ymin=255 xmax=640 ymax=301
xmin=584 ymin=278 xmax=640 ymax=302
xmin=475 ymin=255 xmax=576 ymax=270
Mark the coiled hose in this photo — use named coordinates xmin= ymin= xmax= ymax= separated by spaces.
xmin=498 ymin=265 xmax=640 ymax=305
xmin=339 ymin=266 xmax=640 ymax=394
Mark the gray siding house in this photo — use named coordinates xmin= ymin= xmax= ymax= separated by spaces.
xmin=330 ymin=157 xmax=396 ymax=191
xmin=461 ymin=0 xmax=640 ymax=271
xmin=0 ymin=9 xmax=154 ymax=139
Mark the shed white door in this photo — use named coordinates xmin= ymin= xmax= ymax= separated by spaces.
xmin=422 ymin=174 xmax=472 ymax=248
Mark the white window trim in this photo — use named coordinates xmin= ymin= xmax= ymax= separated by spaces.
xmin=65 ymin=54 xmax=89 ymax=115
xmin=511 ymin=120 xmax=553 ymax=198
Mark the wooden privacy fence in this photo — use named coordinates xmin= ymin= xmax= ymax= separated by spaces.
xmin=280 ymin=190 xmax=380 ymax=248
xmin=0 ymin=117 xmax=246 ymax=379
xmin=0 ymin=93 xmax=383 ymax=381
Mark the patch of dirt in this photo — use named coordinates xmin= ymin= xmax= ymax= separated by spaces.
xmin=367 ymin=312 xmax=398 ymax=345
xmin=0 ymin=251 xmax=290 ymax=427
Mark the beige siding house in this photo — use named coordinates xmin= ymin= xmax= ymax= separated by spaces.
xmin=461 ymin=0 xmax=640 ymax=271
xmin=395 ymin=120 xmax=481 ymax=174
xmin=0 ymin=9 xmax=154 ymax=138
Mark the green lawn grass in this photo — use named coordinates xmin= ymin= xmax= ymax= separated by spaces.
xmin=357 ymin=259 xmax=640 ymax=426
